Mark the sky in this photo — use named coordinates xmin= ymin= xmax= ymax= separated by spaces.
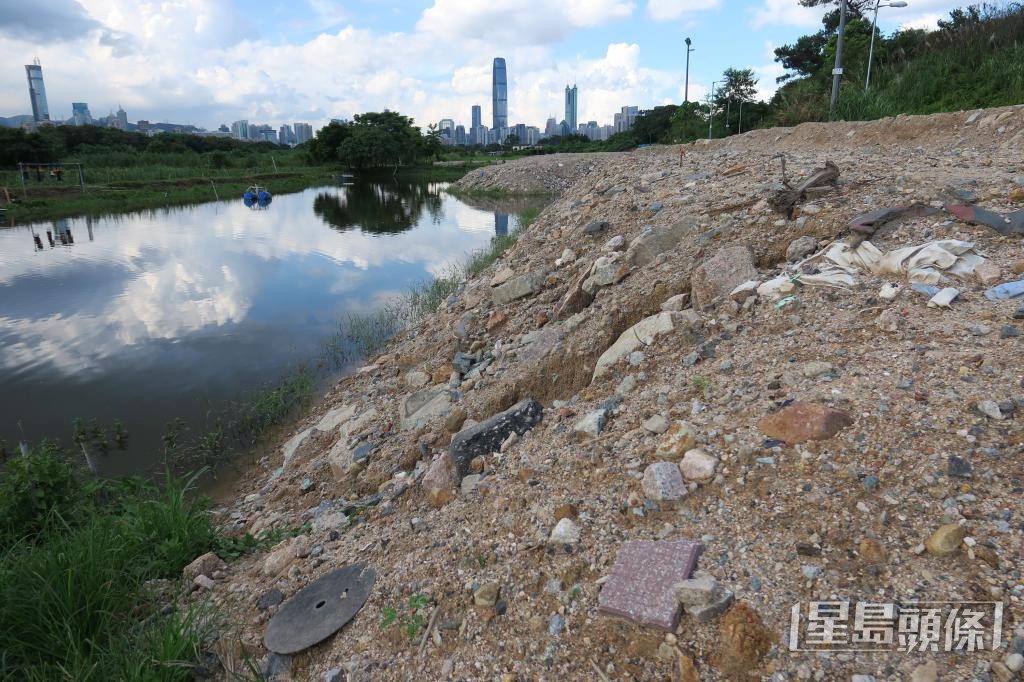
xmin=0 ymin=0 xmax=954 ymax=132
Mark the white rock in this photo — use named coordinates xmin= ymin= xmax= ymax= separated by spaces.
xmin=593 ymin=311 xmax=699 ymax=379
xmin=679 ymin=449 xmax=718 ymax=481
xmin=574 ymin=409 xmax=608 ymax=437
xmin=548 ymin=518 xmax=580 ymax=545
xmin=642 ymin=414 xmax=669 ymax=434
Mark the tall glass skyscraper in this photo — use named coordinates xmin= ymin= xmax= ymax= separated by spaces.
xmin=564 ymin=84 xmax=578 ymax=134
xmin=25 ymin=61 xmax=50 ymax=122
xmin=492 ymin=58 xmax=507 ymax=131
xmin=471 ymin=105 xmax=482 ymax=130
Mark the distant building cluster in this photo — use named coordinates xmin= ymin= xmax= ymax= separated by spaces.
xmin=434 ymin=58 xmax=639 ymax=148
xmin=17 ymin=60 xmax=314 ymax=145
xmin=15 ymin=57 xmax=640 ymax=149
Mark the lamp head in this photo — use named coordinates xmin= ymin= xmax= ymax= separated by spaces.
xmin=685 ymin=37 xmax=692 ymax=46
xmin=888 ymin=1 xmax=908 ymax=6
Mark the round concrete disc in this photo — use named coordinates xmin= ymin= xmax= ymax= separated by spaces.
xmin=264 ymin=563 xmax=377 ymax=654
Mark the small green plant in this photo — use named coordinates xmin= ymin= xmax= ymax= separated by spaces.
xmin=691 ymin=375 xmax=709 ymax=391
xmin=214 ymin=523 xmax=309 ymax=561
xmin=568 ymin=585 xmax=583 ymax=603
xmin=380 ymin=593 xmax=431 ymax=640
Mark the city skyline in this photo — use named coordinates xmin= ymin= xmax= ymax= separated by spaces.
xmin=0 ymin=1 xmax=937 ymax=133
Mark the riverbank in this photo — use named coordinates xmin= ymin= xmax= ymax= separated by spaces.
xmin=190 ymin=105 xmax=1024 ymax=680
xmin=1 ymin=163 xmax=499 ymax=225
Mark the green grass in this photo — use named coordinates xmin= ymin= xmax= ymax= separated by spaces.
xmin=0 ymin=446 xmax=220 ymax=681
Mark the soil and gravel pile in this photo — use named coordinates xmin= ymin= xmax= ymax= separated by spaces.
xmin=193 ymin=105 xmax=1024 ymax=681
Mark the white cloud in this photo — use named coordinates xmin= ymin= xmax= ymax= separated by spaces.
xmin=647 ymin=0 xmax=721 ymax=21
xmin=417 ymin=0 xmax=635 ymax=44
xmin=750 ymin=0 xmax=823 ymax=28
xmin=899 ymin=12 xmax=943 ymax=31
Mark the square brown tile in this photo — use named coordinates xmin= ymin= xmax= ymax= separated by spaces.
xmin=597 ymin=539 xmax=703 ymax=631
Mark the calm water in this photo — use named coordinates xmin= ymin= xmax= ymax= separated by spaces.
xmin=0 ymin=181 xmax=530 ymax=476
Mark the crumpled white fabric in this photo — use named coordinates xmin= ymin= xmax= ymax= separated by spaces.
xmin=821 ymin=239 xmax=986 ymax=285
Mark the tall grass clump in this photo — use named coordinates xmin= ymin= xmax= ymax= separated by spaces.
xmin=0 ymin=445 xmax=219 ymax=681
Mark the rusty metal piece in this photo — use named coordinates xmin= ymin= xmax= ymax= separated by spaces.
xmin=848 ymin=204 xmax=940 ymax=235
xmin=945 ymin=203 xmax=1024 ymax=236
xmin=770 ymin=161 xmax=840 ymax=218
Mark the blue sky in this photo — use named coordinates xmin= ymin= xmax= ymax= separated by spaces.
xmin=0 ymin=0 xmax=952 ymax=131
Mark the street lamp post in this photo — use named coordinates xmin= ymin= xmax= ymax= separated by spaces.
xmin=829 ymin=0 xmax=849 ymax=120
xmin=707 ymin=81 xmax=718 ymax=140
xmin=684 ymin=37 xmax=695 ymax=103
xmin=865 ymin=0 xmax=908 ymax=90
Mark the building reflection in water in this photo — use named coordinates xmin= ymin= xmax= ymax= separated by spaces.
xmin=32 ymin=218 xmax=82 ymax=251
xmin=495 ymin=213 xmax=509 ymax=236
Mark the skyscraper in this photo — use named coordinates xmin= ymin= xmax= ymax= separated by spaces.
xmin=25 ymin=60 xmax=50 ymax=122
xmin=492 ymin=58 xmax=507 ymax=131
xmin=471 ymin=105 xmax=482 ymax=130
xmin=564 ymin=84 xmax=578 ymax=134
xmin=71 ymin=102 xmax=93 ymax=126
xmin=294 ymin=122 xmax=313 ymax=144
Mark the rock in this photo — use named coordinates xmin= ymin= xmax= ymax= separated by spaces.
xmin=264 ymin=535 xmax=310 ymax=576
xmin=975 ymin=261 xmax=1002 ymax=285
xmin=1002 ymin=325 xmax=1021 ymax=338
xmin=492 ymin=270 xmax=546 ymax=305
xmin=444 ymin=407 xmax=467 ymax=433
xmin=448 ymin=399 xmax=543 ymax=477
xmin=690 ymin=246 xmax=759 ymax=309
xmin=490 ymin=267 xmax=514 ymax=287
xmin=802 ymin=361 xmax=834 ymax=378
xmin=948 ymin=455 xmax=973 ymax=478
xmin=674 ymin=574 xmax=723 ymax=606
xmin=322 ymin=668 xmax=345 ymax=682
xmin=555 ymin=248 xmax=577 ymax=266
xmin=421 ymin=453 xmax=457 ymax=508
xmin=716 ymin=602 xmax=772 ymax=679
xmin=460 ymin=474 xmax=481 ymax=495
xmin=688 ymin=590 xmax=735 ymax=624
xmin=404 ymin=370 xmax=430 ymax=388
xmin=486 ymin=309 xmax=508 ymax=331
xmin=925 ymin=523 xmax=967 ymax=557
xmin=1007 ymin=653 xmax=1024 ymax=673
xmin=574 ymin=409 xmax=608 ymax=437
xmin=660 ymin=293 xmax=689 ymax=311
xmin=679 ymin=449 xmax=718 ymax=481
xmin=451 ymin=351 xmax=474 ymax=375
xmin=593 ymin=311 xmax=701 ymax=379
xmin=758 ymin=401 xmax=853 ymax=443
xmin=262 ymin=653 xmax=293 ymax=681
xmin=554 ymin=503 xmax=577 ymax=521
xmin=474 ymin=582 xmax=500 ymax=607
xmin=183 ymin=552 xmax=227 ymax=581
xmin=655 ymin=421 xmax=698 ymax=459
xmin=977 ymin=399 xmax=1004 ymax=420
xmin=624 ymin=217 xmax=698 ymax=267
xmin=910 ymin=661 xmax=938 ymax=682
xmin=548 ymin=613 xmax=566 ymax=636
xmin=548 ymin=518 xmax=580 ymax=546
xmin=257 ymin=588 xmax=285 ymax=611
xmin=786 ymin=235 xmax=819 ymax=262
xmin=400 ymin=385 xmax=452 ymax=431
xmin=583 ymin=220 xmax=610 ymax=235
xmin=582 ymin=255 xmax=629 ymax=294
xmin=193 ymin=574 xmax=215 ymax=590
xmin=729 ymin=281 xmax=759 ymax=302
xmin=642 ymin=414 xmax=669 ymax=434
xmin=553 ymin=268 xmax=596 ymax=320
xmin=603 ymin=235 xmax=626 ymax=251
xmin=642 ymin=462 xmax=687 ymax=501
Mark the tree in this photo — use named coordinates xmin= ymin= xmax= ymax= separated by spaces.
xmin=503 ymin=134 xmax=520 ymax=149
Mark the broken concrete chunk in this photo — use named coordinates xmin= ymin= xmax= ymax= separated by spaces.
xmin=688 ymin=590 xmax=735 ymax=623
xmin=927 ymin=287 xmax=960 ymax=308
xmin=597 ymin=540 xmax=703 ymax=631
xmin=593 ymin=311 xmax=701 ymax=380
xmin=624 ymin=217 xmax=699 ymax=268
xmin=492 ymin=270 xmax=546 ymax=305
xmin=574 ymin=408 xmax=608 ymax=437
xmin=583 ymin=220 xmax=610 ymax=235
xmin=679 ymin=448 xmax=718 ymax=481
xmin=548 ymin=517 xmax=580 ymax=546
xmin=674 ymin=574 xmax=723 ymax=606
xmin=400 ymin=385 xmax=453 ymax=431
xmin=660 ymin=293 xmax=689 ymax=311
xmin=421 ymin=452 xmax=457 ymax=508
xmin=448 ymin=399 xmax=543 ymax=477
xmin=691 ymin=245 xmax=759 ymax=309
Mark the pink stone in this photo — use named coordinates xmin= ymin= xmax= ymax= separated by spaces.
xmin=598 ymin=540 xmax=703 ymax=631
xmin=642 ymin=462 xmax=687 ymax=501
xmin=758 ymin=401 xmax=853 ymax=443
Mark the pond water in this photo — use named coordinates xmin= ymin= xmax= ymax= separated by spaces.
xmin=0 ymin=181 xmax=537 ymax=477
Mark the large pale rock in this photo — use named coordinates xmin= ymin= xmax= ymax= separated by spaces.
xmin=691 ymin=246 xmax=759 ymax=309
xmin=926 ymin=524 xmax=967 ymax=557
xmin=183 ymin=552 xmax=227 ymax=580
xmin=625 ymin=217 xmax=698 ymax=267
xmin=548 ymin=518 xmax=580 ymax=545
xmin=593 ymin=311 xmax=701 ymax=380
xmin=553 ymin=269 xmax=595 ymax=320
xmin=679 ymin=448 xmax=718 ymax=481
xmin=400 ymin=386 xmax=452 ymax=431
xmin=492 ymin=270 xmax=546 ymax=305
xmin=758 ymin=401 xmax=853 ymax=443
xmin=574 ymin=409 xmax=608 ymax=437
xmin=582 ymin=254 xmax=629 ymax=294
xmin=421 ymin=453 xmax=457 ymax=508
xmin=448 ymin=399 xmax=543 ymax=477
xmin=263 ymin=535 xmax=310 ymax=576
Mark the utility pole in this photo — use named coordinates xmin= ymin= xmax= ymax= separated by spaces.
xmin=739 ymin=100 xmax=744 ymax=134
xmin=829 ymin=0 xmax=849 ymax=120
xmin=707 ymin=81 xmax=718 ymax=140
xmin=866 ymin=0 xmax=908 ymax=90
xmin=684 ymin=37 xmax=694 ymax=103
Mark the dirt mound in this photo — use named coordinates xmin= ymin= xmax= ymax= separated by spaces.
xmin=193 ymin=106 xmax=1023 ymax=681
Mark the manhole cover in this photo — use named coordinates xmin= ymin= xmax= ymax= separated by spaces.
xmin=264 ymin=563 xmax=377 ymax=654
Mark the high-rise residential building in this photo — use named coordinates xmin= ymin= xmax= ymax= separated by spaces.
xmin=471 ymin=124 xmax=488 ymax=146
xmin=544 ymin=117 xmax=558 ymax=138
xmin=279 ymin=124 xmax=294 ymax=145
xmin=231 ymin=119 xmax=250 ymax=140
xmin=492 ymin=58 xmax=507 ymax=131
xmin=71 ymin=102 xmax=93 ymax=126
xmin=455 ymin=125 xmax=467 ymax=145
xmin=294 ymin=122 xmax=313 ymax=144
xmin=25 ymin=60 xmax=50 ymax=122
xmin=137 ymin=120 xmax=152 ymax=135
xmin=614 ymin=105 xmax=639 ymax=133
xmin=564 ymin=84 xmax=578 ymax=133
xmin=115 ymin=106 xmax=128 ymax=131
xmin=471 ymin=105 xmax=481 ymax=130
